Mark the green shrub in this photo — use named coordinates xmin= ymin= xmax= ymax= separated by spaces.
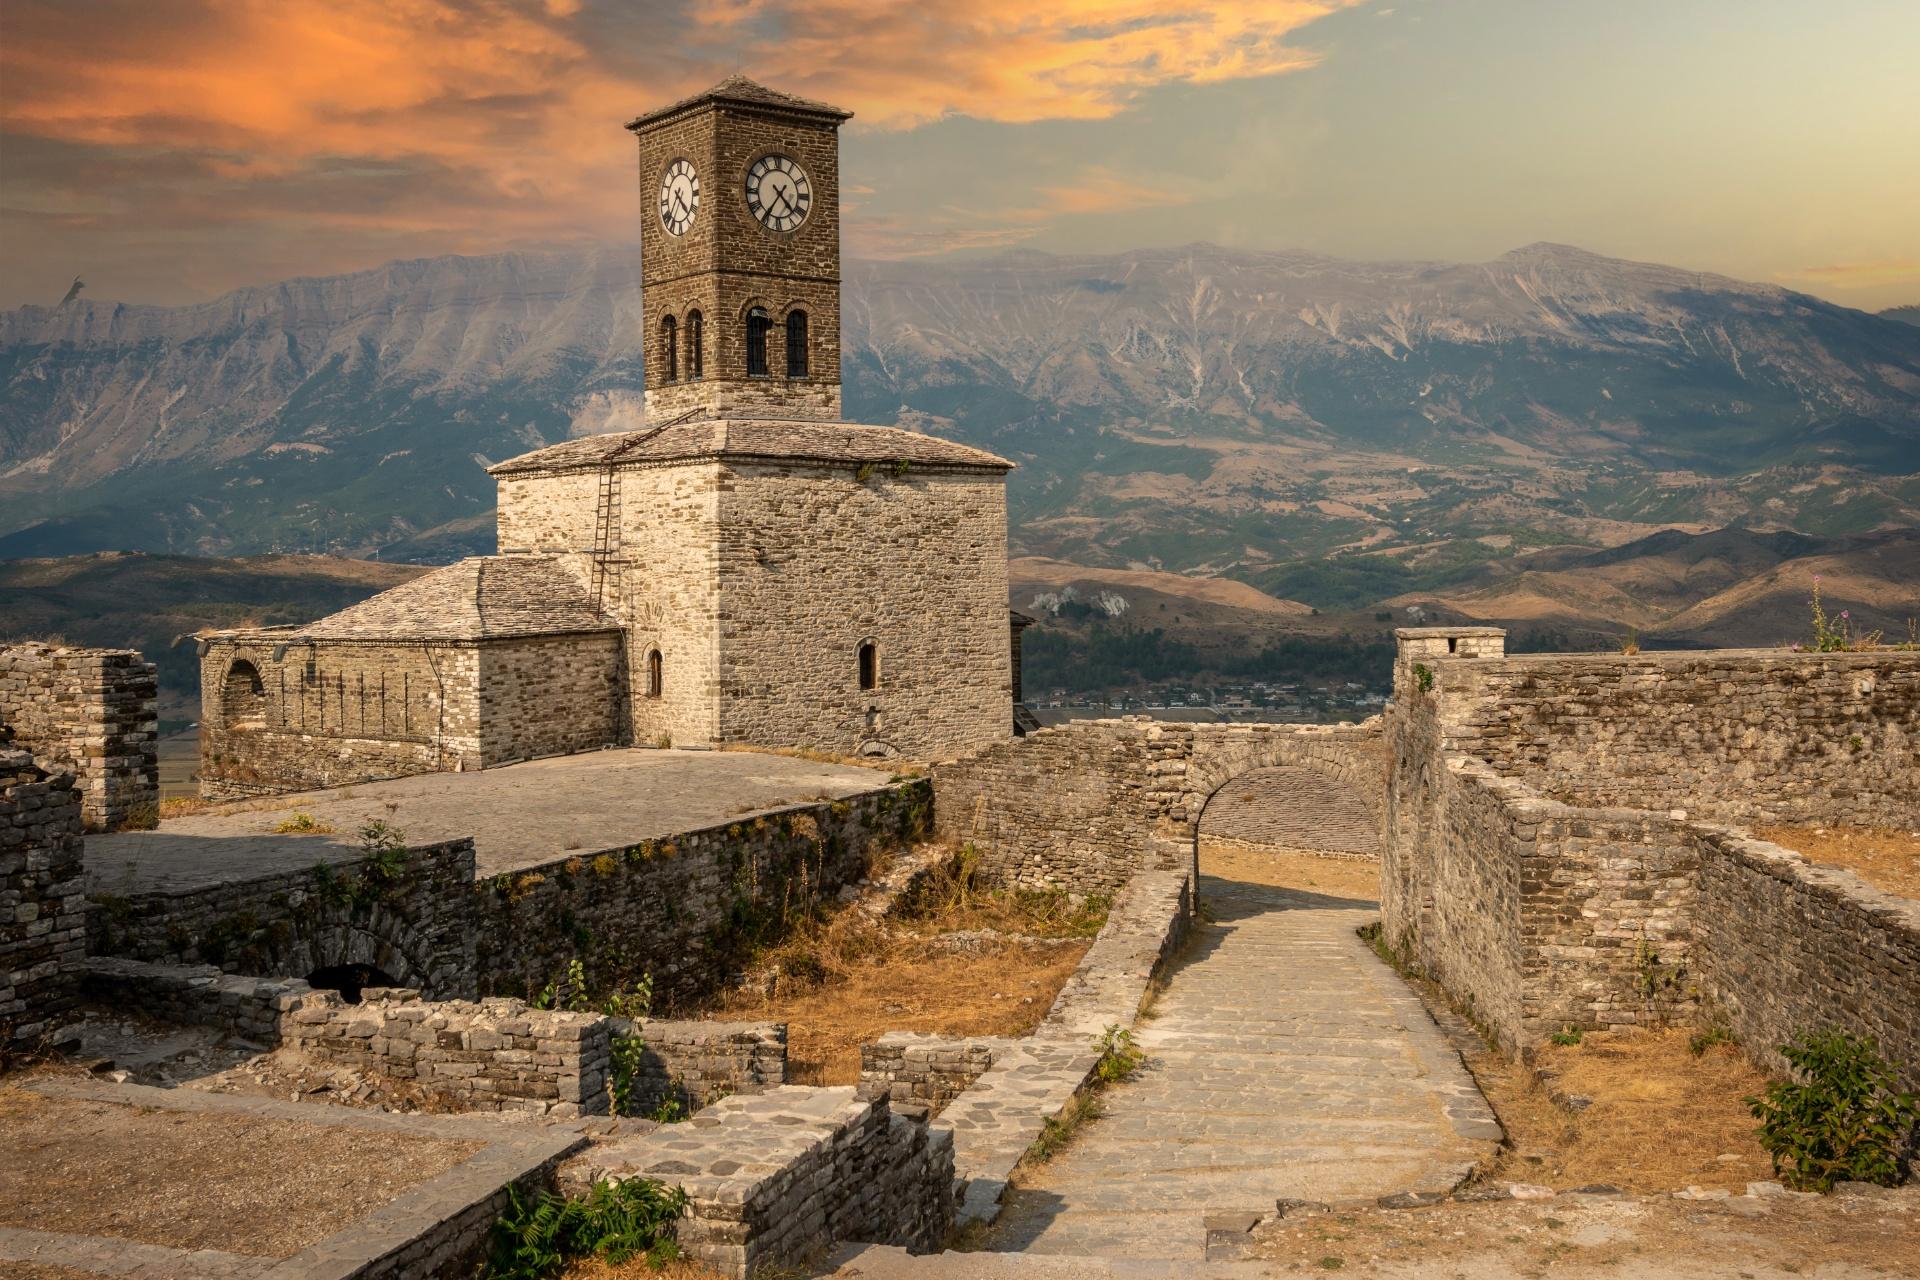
xmin=1689 ymin=1025 xmax=1734 ymax=1056
xmin=1412 ymin=662 xmax=1434 ymax=693
xmin=1746 ymin=1030 xmax=1918 ymax=1192
xmin=1549 ymin=1025 xmax=1583 ymax=1047
xmin=485 ymin=1177 xmax=686 ymax=1279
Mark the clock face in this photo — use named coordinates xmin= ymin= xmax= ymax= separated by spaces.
xmin=658 ymin=159 xmax=699 ymax=236
xmin=745 ymin=155 xmax=811 ymax=232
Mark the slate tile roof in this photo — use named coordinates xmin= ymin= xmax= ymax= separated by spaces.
xmin=489 ymin=418 xmax=1013 ymax=477
xmin=299 ymin=556 xmax=617 ymax=641
xmin=626 ymin=75 xmax=852 ymax=131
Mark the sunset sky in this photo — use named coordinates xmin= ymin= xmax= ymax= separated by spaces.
xmin=3 ymin=0 xmax=1916 ymax=311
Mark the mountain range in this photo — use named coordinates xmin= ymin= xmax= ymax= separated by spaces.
xmin=3 ymin=242 xmax=1916 ymax=630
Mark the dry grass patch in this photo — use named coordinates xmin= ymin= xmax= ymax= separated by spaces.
xmin=1472 ymin=1028 xmax=1774 ymax=1193
xmin=1753 ymin=823 xmax=1920 ymax=900
xmin=698 ymin=848 xmax=1102 ymax=1085
xmin=710 ymin=938 xmax=1088 ymax=1085
xmin=0 ymin=1084 xmax=481 ymax=1258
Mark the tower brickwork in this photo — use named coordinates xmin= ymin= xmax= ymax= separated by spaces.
xmin=631 ymin=78 xmax=850 ymax=422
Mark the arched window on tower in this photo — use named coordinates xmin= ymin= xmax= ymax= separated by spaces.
xmin=646 ymin=649 xmax=663 ymax=699
xmin=686 ymin=311 xmax=704 ymax=379
xmin=660 ymin=315 xmax=678 ymax=382
xmin=746 ymin=307 xmax=772 ymax=377
xmin=857 ymin=640 xmax=878 ymax=692
xmin=785 ymin=310 xmax=809 ymax=378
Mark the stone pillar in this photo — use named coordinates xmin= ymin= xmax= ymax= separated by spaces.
xmin=1 ymin=749 xmax=86 ymax=1049
xmin=0 ymin=644 xmax=159 ymax=831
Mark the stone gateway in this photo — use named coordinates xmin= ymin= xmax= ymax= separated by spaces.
xmin=198 ymin=78 xmax=1018 ymax=797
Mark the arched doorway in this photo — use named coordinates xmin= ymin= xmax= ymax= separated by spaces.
xmin=1195 ymin=764 xmax=1383 ymax=907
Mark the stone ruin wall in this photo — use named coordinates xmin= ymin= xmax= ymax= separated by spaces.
xmin=1386 ymin=629 xmax=1920 ymax=1085
xmin=80 ymin=958 xmax=792 ymax=1118
xmin=89 ymin=836 xmax=482 ymax=1000
xmin=199 ymin=632 xmax=624 ymax=798
xmin=933 ymin=717 xmax=1386 ymax=893
xmin=2 ymin=750 xmax=86 ymax=1048
xmin=477 ymin=780 xmax=932 ymax=1006
xmin=0 ymin=643 xmax=157 ymax=830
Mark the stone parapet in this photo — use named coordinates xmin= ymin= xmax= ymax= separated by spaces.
xmin=475 ymin=780 xmax=930 ymax=1006
xmin=0 ymin=643 xmax=158 ymax=831
xmin=87 ymin=836 xmax=480 ymax=1000
xmin=1 ymin=749 xmax=87 ymax=1047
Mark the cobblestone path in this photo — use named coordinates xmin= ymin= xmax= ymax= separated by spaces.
xmin=987 ymin=873 xmax=1497 ymax=1261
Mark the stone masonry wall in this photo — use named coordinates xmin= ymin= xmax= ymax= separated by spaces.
xmin=575 ymin=1087 xmax=951 ymax=1279
xmin=1 ymin=751 xmax=86 ymax=1048
xmin=477 ymin=633 xmax=624 ymax=764
xmin=1435 ymin=648 xmax=1920 ymax=826
xmin=935 ymin=717 xmax=1386 ymax=893
xmin=199 ymin=636 xmax=480 ymax=797
xmin=285 ymin=987 xmax=613 ymax=1117
xmin=716 ymin=462 xmax=1012 ymax=761
xmin=89 ymin=837 xmax=480 ymax=1000
xmin=497 ymin=463 xmax=724 ymax=750
xmin=1697 ymin=829 xmax=1920 ymax=1091
xmin=1386 ymin=628 xmax=1919 ymax=1069
xmin=476 ymin=781 xmax=931 ymax=1006
xmin=0 ymin=644 xmax=158 ymax=830
xmin=626 ymin=1017 xmax=788 ymax=1111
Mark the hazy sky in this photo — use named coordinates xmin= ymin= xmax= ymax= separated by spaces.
xmin=3 ymin=0 xmax=1916 ymax=311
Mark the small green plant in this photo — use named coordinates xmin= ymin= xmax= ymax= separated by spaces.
xmin=484 ymin=1177 xmax=687 ymax=1280
xmin=646 ymin=1094 xmax=688 ymax=1124
xmin=357 ymin=819 xmax=410 ymax=884
xmin=1094 ymin=1025 xmax=1145 ymax=1084
xmin=855 ymin=461 xmax=875 ymax=483
xmin=1549 ymin=1025 xmax=1584 ymax=1047
xmin=1411 ymin=662 xmax=1434 ymax=694
xmin=1746 ymin=1029 xmax=1919 ymax=1192
xmin=891 ymin=458 xmax=911 ymax=478
xmin=531 ymin=960 xmax=655 ymax=1116
xmin=1690 ymin=1024 xmax=1735 ymax=1056
xmin=273 ymin=810 xmax=334 ymax=835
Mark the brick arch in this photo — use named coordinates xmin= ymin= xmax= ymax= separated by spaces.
xmin=1197 ymin=766 xmax=1382 ymax=858
xmin=247 ymin=901 xmax=442 ymax=996
xmin=1176 ymin=725 xmax=1388 ymax=839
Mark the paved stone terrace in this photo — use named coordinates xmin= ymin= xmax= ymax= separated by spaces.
xmin=986 ymin=873 xmax=1497 ymax=1261
xmin=86 ymin=748 xmax=891 ymax=888
xmin=1200 ymin=765 xmax=1382 ymax=857
xmin=4 ymin=1077 xmax=584 ymax=1279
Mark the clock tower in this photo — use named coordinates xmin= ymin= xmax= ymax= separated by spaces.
xmin=629 ymin=76 xmax=852 ymax=422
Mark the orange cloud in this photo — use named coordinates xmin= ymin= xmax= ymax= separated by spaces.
xmin=0 ymin=0 xmax=1353 ymax=301
xmin=1794 ymin=259 xmax=1920 ymax=285
xmin=851 ymin=164 xmax=1198 ymax=257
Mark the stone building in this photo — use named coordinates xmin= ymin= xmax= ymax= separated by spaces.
xmin=199 ymin=78 xmax=1016 ymax=797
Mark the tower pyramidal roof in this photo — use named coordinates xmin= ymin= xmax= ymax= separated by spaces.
xmin=626 ymin=75 xmax=853 ymax=132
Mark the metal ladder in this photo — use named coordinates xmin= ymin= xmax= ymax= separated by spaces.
xmin=589 ymin=466 xmax=623 ymax=611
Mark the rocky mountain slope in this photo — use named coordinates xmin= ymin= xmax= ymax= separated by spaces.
xmin=3 ymin=243 xmax=1917 ymax=577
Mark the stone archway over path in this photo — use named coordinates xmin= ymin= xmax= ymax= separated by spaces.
xmin=1199 ymin=765 xmax=1382 ymax=859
